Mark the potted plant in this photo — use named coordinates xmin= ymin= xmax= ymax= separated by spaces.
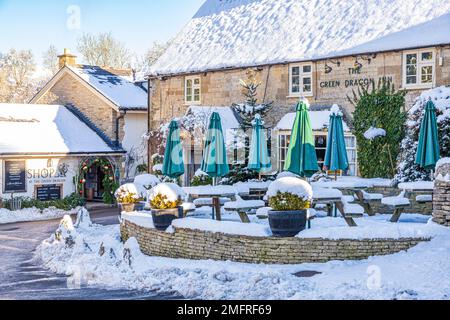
xmin=267 ymin=177 xmax=313 ymax=237
xmin=148 ymin=183 xmax=186 ymax=231
xmin=115 ymin=184 xmax=145 ymax=212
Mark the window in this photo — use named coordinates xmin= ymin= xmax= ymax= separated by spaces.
xmin=278 ymin=133 xmax=357 ymax=176
xmin=289 ymin=63 xmax=313 ymax=96
xmin=185 ymin=76 xmax=201 ymax=104
xmin=403 ymin=49 xmax=435 ymax=88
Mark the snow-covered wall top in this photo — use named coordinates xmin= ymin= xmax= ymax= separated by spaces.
xmin=0 ymin=104 xmax=120 ymax=155
xmin=150 ymin=0 xmax=450 ymax=76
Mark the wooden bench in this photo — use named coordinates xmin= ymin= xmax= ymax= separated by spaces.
xmin=224 ymin=197 xmax=265 ymax=223
xmin=382 ymin=193 xmax=411 ymax=223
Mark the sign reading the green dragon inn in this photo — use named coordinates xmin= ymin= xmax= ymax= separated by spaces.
xmin=319 ymin=67 xmax=394 ymax=89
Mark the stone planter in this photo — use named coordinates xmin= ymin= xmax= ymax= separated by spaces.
xmin=120 ymin=203 xmax=136 ymax=213
xmin=151 ymin=207 xmax=183 ymax=231
xmin=268 ymin=210 xmax=307 ymax=237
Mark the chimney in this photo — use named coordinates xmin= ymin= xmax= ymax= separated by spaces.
xmin=58 ymin=48 xmax=77 ymax=69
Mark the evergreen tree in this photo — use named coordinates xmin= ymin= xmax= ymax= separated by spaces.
xmin=395 ymin=87 xmax=450 ymax=182
xmin=349 ymin=79 xmax=406 ymax=179
xmin=224 ymin=70 xmax=273 ymax=184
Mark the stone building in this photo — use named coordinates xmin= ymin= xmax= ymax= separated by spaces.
xmin=31 ymin=49 xmax=148 ymax=180
xmin=147 ymin=0 xmax=450 ymax=179
xmin=0 ymin=103 xmax=125 ymax=203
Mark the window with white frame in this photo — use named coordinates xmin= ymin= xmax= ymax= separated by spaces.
xmin=185 ymin=76 xmax=201 ymax=104
xmin=289 ymin=64 xmax=313 ymax=96
xmin=278 ymin=133 xmax=357 ymax=176
xmin=403 ymin=49 xmax=435 ymax=88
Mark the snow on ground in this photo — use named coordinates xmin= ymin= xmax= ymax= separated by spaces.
xmin=36 ymin=211 xmax=450 ymax=300
xmin=0 ymin=207 xmax=81 ymax=225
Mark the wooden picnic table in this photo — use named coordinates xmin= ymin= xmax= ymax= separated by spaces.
xmin=312 ymin=188 xmax=358 ymax=227
xmin=183 ymin=186 xmax=240 ymax=221
xmin=312 ymin=181 xmax=377 ymax=216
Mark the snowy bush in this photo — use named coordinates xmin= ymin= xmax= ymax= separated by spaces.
xmin=349 ymin=79 xmax=406 ymax=178
xmin=148 ymin=183 xmax=186 ymax=209
xmin=396 ymin=86 xmax=450 ymax=182
xmin=267 ymin=177 xmax=313 ymax=211
xmin=191 ymin=169 xmax=212 ymax=186
xmin=134 ymin=174 xmax=161 ymax=190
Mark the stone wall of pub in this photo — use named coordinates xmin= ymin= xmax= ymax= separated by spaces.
xmin=121 ymin=220 xmax=428 ymax=264
xmin=150 ymin=46 xmax=450 ymax=131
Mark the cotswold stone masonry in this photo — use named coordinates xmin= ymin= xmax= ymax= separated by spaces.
xmin=121 ymin=220 xmax=428 ymax=264
xmin=433 ymin=163 xmax=450 ymax=227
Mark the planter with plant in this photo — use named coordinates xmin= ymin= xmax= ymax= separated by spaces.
xmin=267 ymin=177 xmax=313 ymax=237
xmin=148 ymin=183 xmax=186 ymax=230
xmin=115 ymin=184 xmax=145 ymax=213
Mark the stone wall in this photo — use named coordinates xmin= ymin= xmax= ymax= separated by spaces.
xmin=120 ymin=220 xmax=428 ymax=264
xmin=150 ymin=46 xmax=450 ymax=131
xmin=35 ymin=73 xmax=124 ymax=142
xmin=433 ymin=163 xmax=450 ymax=226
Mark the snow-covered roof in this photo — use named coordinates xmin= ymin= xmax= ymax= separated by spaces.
xmin=275 ymin=107 xmax=350 ymax=132
xmin=0 ymin=104 xmax=124 ymax=155
xmin=69 ymin=65 xmax=147 ymax=110
xmin=150 ymin=0 xmax=450 ymax=76
xmin=186 ymin=106 xmax=241 ymax=131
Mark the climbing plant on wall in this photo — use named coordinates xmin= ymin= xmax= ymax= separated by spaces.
xmin=76 ymin=157 xmax=119 ymax=204
xmin=349 ymin=79 xmax=407 ymax=178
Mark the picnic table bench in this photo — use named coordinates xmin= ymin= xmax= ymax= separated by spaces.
xmin=381 ymin=192 xmax=411 ymax=223
xmin=224 ymin=196 xmax=266 ymax=223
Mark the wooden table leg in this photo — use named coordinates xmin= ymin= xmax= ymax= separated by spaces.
xmin=335 ymin=201 xmax=357 ymax=227
xmin=355 ymin=190 xmax=374 ymax=216
xmin=238 ymin=211 xmax=251 ymax=223
xmin=390 ymin=208 xmax=403 ymax=223
xmin=212 ymin=197 xmax=221 ymax=221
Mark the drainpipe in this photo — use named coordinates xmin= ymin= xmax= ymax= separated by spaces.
xmin=115 ymin=110 xmax=127 ymax=147
xmin=147 ymin=78 xmax=152 ymax=173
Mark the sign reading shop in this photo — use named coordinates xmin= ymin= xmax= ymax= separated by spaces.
xmin=319 ymin=67 xmax=394 ymax=89
xmin=4 ymin=160 xmax=27 ymax=193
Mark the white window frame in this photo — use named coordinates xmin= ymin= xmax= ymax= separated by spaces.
xmin=277 ymin=132 xmax=358 ymax=176
xmin=289 ymin=63 xmax=314 ymax=97
xmin=402 ymin=49 xmax=435 ymax=90
xmin=185 ymin=76 xmax=201 ymax=104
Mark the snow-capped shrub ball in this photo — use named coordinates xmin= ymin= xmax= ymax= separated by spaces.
xmin=115 ymin=183 xmax=146 ymax=203
xmin=147 ymin=183 xmax=186 ymax=209
xmin=276 ymin=171 xmax=300 ymax=180
xmin=134 ymin=174 xmax=161 ymax=189
xmin=267 ymin=177 xmax=313 ymax=211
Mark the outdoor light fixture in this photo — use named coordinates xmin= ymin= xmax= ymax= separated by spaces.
xmin=325 ymin=60 xmax=340 ymax=74
xmin=360 ymin=54 xmax=377 ymax=64
xmin=354 ymin=59 xmax=363 ymax=71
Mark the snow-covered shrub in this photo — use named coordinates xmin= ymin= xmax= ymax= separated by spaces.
xmin=396 ymin=86 xmax=450 ymax=182
xmin=134 ymin=174 xmax=161 ymax=190
xmin=114 ymin=184 xmax=145 ymax=204
xmin=148 ymin=183 xmax=186 ymax=209
xmin=191 ymin=169 xmax=212 ymax=186
xmin=349 ymin=79 xmax=406 ymax=178
xmin=267 ymin=177 xmax=313 ymax=211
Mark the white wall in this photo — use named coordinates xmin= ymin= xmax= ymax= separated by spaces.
xmin=122 ymin=113 xmax=148 ymax=179
xmin=0 ymin=157 xmax=79 ymax=199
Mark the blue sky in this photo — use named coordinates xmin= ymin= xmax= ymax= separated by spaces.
xmin=0 ymin=0 xmax=205 ymax=65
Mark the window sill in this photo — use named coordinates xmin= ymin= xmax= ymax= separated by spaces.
xmin=184 ymin=101 xmax=201 ymax=106
xmin=287 ymin=93 xmax=314 ymax=99
xmin=401 ymin=84 xmax=433 ymax=91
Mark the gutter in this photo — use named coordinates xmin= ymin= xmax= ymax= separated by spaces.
xmin=0 ymin=151 xmax=127 ymax=159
